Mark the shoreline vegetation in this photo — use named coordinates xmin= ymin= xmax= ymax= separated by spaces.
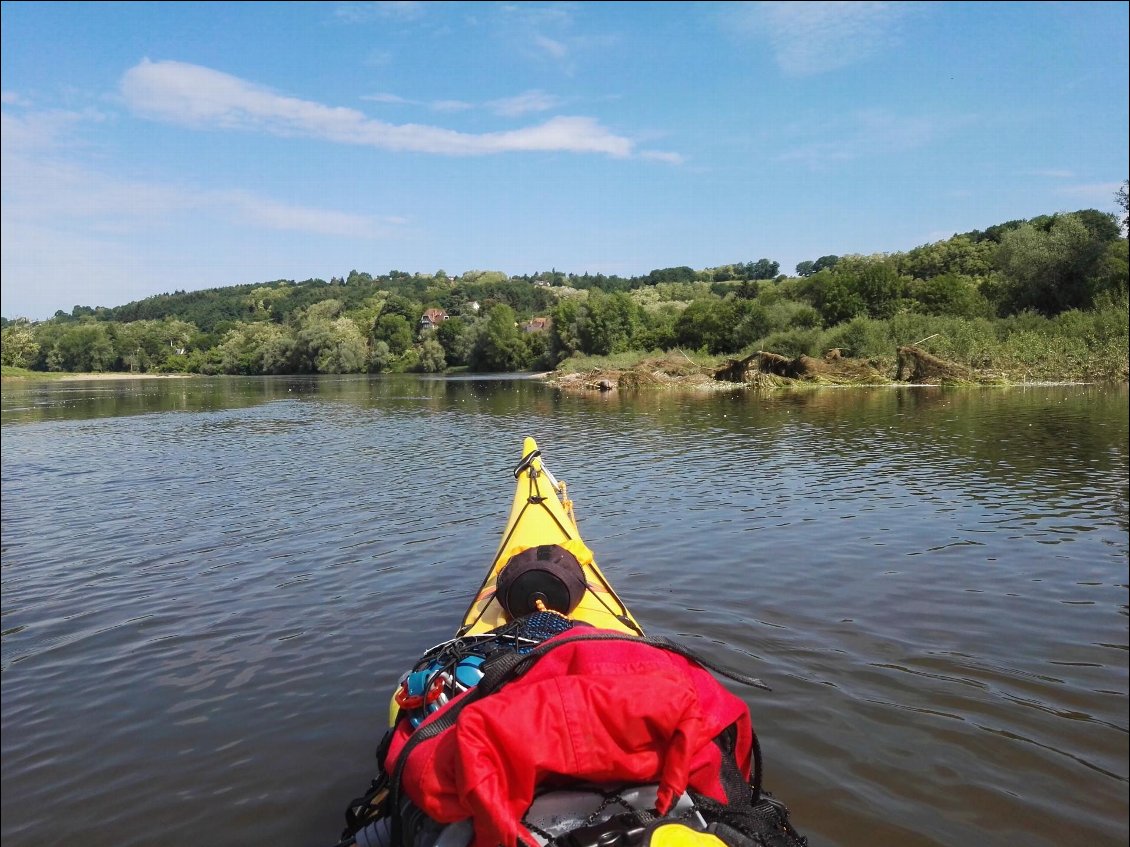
xmin=4 ymin=336 xmax=1124 ymax=393
xmin=3 ymin=204 xmax=1128 ymax=392
xmin=545 ymin=341 xmax=1126 ymax=394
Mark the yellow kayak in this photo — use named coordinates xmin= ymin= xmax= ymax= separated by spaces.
xmin=340 ymin=438 xmax=806 ymax=847
xmin=457 ymin=436 xmax=643 ymax=638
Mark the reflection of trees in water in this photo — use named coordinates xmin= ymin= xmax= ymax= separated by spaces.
xmin=5 ymin=378 xmax=1125 ymax=528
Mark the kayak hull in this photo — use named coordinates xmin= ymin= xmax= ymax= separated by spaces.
xmin=456 ymin=437 xmax=642 ymax=637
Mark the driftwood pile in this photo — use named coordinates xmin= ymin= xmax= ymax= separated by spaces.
xmin=714 ymin=350 xmax=888 ymax=385
xmin=894 ymin=345 xmax=975 ymax=383
xmin=553 ymin=345 xmax=988 ymax=392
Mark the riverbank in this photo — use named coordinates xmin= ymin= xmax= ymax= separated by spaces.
xmin=1 ymin=366 xmax=196 ymax=382
xmin=544 ymin=346 xmax=1129 ymax=392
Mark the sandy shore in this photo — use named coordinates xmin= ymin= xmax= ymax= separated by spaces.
xmin=2 ymin=371 xmax=196 ymax=382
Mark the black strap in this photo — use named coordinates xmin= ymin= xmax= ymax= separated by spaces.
xmin=477 ymin=633 xmax=770 ymax=695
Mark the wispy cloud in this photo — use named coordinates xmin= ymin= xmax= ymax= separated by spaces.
xmin=334 ymin=1 xmax=426 ymax=23
xmin=363 ymin=88 xmax=561 ymax=117
xmin=120 ymin=60 xmax=672 ymax=159
xmin=1028 ymin=169 xmax=1076 ymax=179
xmin=487 ymin=90 xmax=562 ymax=117
xmin=1 ymin=100 xmax=408 ymax=317
xmin=2 ymin=105 xmax=402 ymax=240
xmin=640 ymin=150 xmax=685 ymax=165
xmin=1055 ymin=181 xmax=1122 ymax=204
xmin=493 ymin=4 xmax=619 ymax=73
xmin=533 ymin=34 xmax=569 ymax=60
xmin=733 ymin=1 xmax=913 ymax=76
xmin=363 ymin=92 xmax=409 ymax=105
xmin=777 ymin=108 xmax=945 ymax=169
xmin=225 ymin=191 xmax=405 ymax=238
xmin=430 ymin=99 xmax=475 ymax=113
xmin=2 ymin=90 xmax=33 ymax=107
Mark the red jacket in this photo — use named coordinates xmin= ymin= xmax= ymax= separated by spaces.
xmin=385 ymin=630 xmax=755 ymax=847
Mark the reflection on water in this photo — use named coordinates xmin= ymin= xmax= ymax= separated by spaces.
xmin=1 ymin=376 xmax=1127 ymax=847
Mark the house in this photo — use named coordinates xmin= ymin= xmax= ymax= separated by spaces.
xmin=522 ymin=316 xmax=552 ymax=333
xmin=419 ymin=308 xmax=448 ymax=330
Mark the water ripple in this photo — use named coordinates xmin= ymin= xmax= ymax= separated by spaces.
xmin=1 ymin=378 xmax=1127 ymax=847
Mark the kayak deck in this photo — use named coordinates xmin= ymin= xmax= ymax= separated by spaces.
xmin=457 ymin=437 xmax=642 ymax=637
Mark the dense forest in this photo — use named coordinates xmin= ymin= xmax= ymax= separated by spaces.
xmin=3 ymin=196 xmax=1128 ymax=382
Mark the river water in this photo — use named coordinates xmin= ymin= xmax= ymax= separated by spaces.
xmin=1 ymin=376 xmax=1127 ymax=847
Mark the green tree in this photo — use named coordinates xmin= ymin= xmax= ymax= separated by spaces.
xmin=996 ymin=213 xmax=1118 ymax=314
xmin=746 ymin=258 xmax=780 ymax=279
xmin=413 ymin=337 xmax=447 ymax=373
xmin=850 ymin=259 xmax=907 ymax=319
xmin=469 ymin=305 xmax=528 ymax=371
xmin=0 ymin=320 xmax=39 ymax=367
xmin=47 ymin=322 xmax=115 ymax=372
xmin=579 ymin=291 xmax=639 ymax=355
xmin=1117 ymin=180 xmax=1128 ymax=235
xmin=912 ymin=273 xmax=991 ymax=318
xmin=634 ymin=304 xmax=679 ymax=351
xmin=805 ymin=270 xmax=866 ymax=326
xmin=369 ymin=340 xmax=394 ymax=373
xmin=674 ymin=299 xmax=736 ymax=353
xmin=435 ymin=315 xmax=472 ymax=366
xmin=216 ymin=322 xmax=294 ymax=374
xmin=549 ymin=299 xmax=584 ymax=362
xmin=898 ymin=235 xmax=995 ymax=280
xmin=373 ymin=314 xmax=414 ymax=356
xmin=309 ymin=317 xmax=367 ymax=373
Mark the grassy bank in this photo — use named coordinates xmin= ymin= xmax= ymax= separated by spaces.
xmin=547 ymin=301 xmax=1130 ymax=390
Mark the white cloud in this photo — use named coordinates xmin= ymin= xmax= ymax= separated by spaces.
xmin=334 ymin=2 xmax=426 ymax=23
xmin=734 ymin=1 xmax=913 ymax=76
xmin=2 ymin=91 xmax=33 ymax=106
xmin=0 ymin=105 xmax=406 ymax=318
xmin=366 ymin=89 xmax=560 ymax=117
xmin=487 ymin=90 xmax=562 ymax=117
xmin=1029 ymin=169 xmax=1076 ymax=179
xmin=0 ymin=101 xmax=410 ymax=317
xmin=533 ymin=34 xmax=569 ymax=60
xmin=2 ymin=112 xmax=395 ymax=239
xmin=221 ymin=191 xmax=405 ymax=238
xmin=1055 ymin=182 xmax=1122 ymax=205
xmin=362 ymin=92 xmax=409 ymax=104
xmin=430 ymin=99 xmax=475 ymax=113
xmin=640 ymin=150 xmax=686 ymax=165
xmin=777 ymin=109 xmax=943 ymax=168
xmin=120 ymin=60 xmax=650 ymax=157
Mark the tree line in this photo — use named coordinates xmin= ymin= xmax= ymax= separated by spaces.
xmin=3 ymin=199 xmax=1127 ymax=377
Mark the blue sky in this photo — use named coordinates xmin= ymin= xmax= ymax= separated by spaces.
xmin=2 ymin=1 xmax=1127 ymax=320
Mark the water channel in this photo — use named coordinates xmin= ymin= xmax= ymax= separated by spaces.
xmin=2 ymin=375 xmax=1126 ymax=847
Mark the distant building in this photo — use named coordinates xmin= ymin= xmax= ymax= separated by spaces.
xmin=522 ymin=316 xmax=552 ymax=333
xmin=419 ymin=308 xmax=448 ymax=330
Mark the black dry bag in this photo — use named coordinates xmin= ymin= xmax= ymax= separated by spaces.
xmin=496 ymin=544 xmax=587 ymax=618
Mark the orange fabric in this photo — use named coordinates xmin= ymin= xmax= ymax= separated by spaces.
xmin=386 ymin=631 xmax=754 ymax=847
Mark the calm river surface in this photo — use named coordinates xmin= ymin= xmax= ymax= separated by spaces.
xmin=1 ymin=376 xmax=1127 ymax=847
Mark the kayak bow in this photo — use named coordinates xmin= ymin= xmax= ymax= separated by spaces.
xmin=456 ymin=436 xmax=642 ymax=637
